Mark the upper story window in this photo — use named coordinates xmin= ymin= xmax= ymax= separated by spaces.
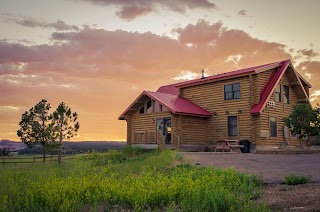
xmin=139 ymin=100 xmax=167 ymax=114
xmin=275 ymin=83 xmax=281 ymax=103
xmin=146 ymin=100 xmax=152 ymax=113
xmin=224 ymin=83 xmax=240 ymax=100
xmin=139 ymin=106 xmax=144 ymax=114
xmin=283 ymin=85 xmax=290 ymax=104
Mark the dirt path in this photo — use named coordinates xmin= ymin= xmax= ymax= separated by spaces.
xmin=259 ymin=183 xmax=320 ymax=211
xmin=181 ymin=152 xmax=320 ymax=183
xmin=181 ymin=152 xmax=320 ymax=211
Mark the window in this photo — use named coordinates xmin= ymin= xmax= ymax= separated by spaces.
xmin=283 ymin=85 xmax=290 ymax=104
xmin=291 ymin=131 xmax=296 ymax=138
xmin=224 ymin=83 xmax=240 ymax=100
xmin=275 ymin=83 xmax=281 ymax=103
xmin=139 ymin=105 xmax=144 ymax=114
xmin=146 ymin=100 xmax=152 ymax=113
xmin=228 ymin=116 xmax=238 ymax=136
xmin=270 ymin=116 xmax=277 ymax=137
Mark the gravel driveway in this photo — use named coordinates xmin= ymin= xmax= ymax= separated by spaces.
xmin=181 ymin=152 xmax=320 ymax=183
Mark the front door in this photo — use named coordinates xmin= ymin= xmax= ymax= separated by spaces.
xmin=156 ymin=117 xmax=171 ymax=144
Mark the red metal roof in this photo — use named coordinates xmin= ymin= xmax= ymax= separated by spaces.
xmin=156 ymin=83 xmax=180 ymax=95
xmin=251 ymin=60 xmax=290 ymax=114
xmin=146 ymin=91 xmax=211 ymax=117
xmin=118 ymin=90 xmax=211 ymax=119
xmin=176 ymin=60 xmax=287 ymax=88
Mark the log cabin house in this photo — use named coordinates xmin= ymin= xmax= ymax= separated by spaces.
xmin=118 ymin=59 xmax=311 ymax=151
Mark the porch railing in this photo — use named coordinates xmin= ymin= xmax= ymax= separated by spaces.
xmin=133 ymin=130 xmax=179 ymax=150
xmin=157 ymin=131 xmax=166 ymax=151
xmin=133 ymin=130 xmax=157 ymax=144
xmin=172 ymin=132 xmax=180 ymax=149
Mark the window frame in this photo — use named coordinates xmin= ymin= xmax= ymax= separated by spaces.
xmin=269 ymin=116 xmax=278 ymax=137
xmin=274 ymin=83 xmax=281 ymax=103
xmin=283 ymin=85 xmax=290 ymax=104
xmin=224 ymin=83 xmax=241 ymax=101
xmin=227 ymin=116 xmax=238 ymax=137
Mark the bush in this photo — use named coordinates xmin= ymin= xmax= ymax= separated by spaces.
xmin=284 ymin=174 xmax=311 ymax=185
xmin=121 ymin=146 xmax=143 ymax=157
xmin=82 ymin=150 xmax=127 ymax=165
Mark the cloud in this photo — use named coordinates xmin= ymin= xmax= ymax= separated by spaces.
xmin=115 ymin=5 xmax=152 ymax=21
xmin=80 ymin=0 xmax=216 ymax=20
xmin=11 ymin=17 xmax=79 ymax=31
xmin=237 ymin=10 xmax=247 ymax=16
xmin=297 ymin=49 xmax=319 ymax=58
xmin=0 ymin=19 xmax=306 ymax=141
xmin=296 ymin=61 xmax=320 ymax=103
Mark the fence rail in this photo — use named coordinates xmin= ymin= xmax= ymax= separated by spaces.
xmin=2 ymin=155 xmax=62 ymax=164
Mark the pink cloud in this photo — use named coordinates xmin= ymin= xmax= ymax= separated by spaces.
xmin=9 ymin=17 xmax=80 ymax=31
xmin=80 ymin=0 xmax=216 ymax=20
xmin=3 ymin=19 xmax=315 ymax=141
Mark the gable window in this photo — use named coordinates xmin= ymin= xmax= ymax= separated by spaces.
xmin=270 ymin=116 xmax=277 ymax=137
xmin=224 ymin=83 xmax=240 ymax=100
xmin=275 ymin=83 xmax=281 ymax=103
xmin=228 ymin=116 xmax=238 ymax=136
xmin=283 ymin=85 xmax=290 ymax=104
xmin=139 ymin=106 xmax=144 ymax=114
xmin=146 ymin=100 xmax=152 ymax=113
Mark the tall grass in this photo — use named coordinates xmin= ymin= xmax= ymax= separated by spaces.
xmin=0 ymin=149 xmax=268 ymax=211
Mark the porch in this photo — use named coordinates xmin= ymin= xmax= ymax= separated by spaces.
xmin=132 ymin=130 xmax=180 ymax=150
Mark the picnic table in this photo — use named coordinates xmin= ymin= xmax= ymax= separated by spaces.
xmin=214 ymin=140 xmax=244 ymax=153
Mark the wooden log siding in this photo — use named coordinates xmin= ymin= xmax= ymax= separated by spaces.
xmin=179 ymin=116 xmax=208 ymax=145
xmin=256 ymin=69 xmax=299 ymax=146
xmin=126 ymin=117 xmax=132 ymax=144
xmin=129 ymin=111 xmax=172 ymax=143
xmin=181 ymin=76 xmax=251 ymax=144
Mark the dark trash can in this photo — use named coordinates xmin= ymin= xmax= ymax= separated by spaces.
xmin=239 ymin=140 xmax=251 ymax=153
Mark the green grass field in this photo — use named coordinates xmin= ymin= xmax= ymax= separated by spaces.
xmin=0 ymin=148 xmax=268 ymax=211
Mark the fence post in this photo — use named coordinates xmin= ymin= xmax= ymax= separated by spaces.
xmin=33 ymin=156 xmax=36 ymax=163
xmin=2 ymin=156 xmax=5 ymax=165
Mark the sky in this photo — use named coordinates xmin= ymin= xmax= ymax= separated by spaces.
xmin=1 ymin=0 xmax=320 ymax=141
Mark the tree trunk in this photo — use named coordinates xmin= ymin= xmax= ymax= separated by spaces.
xmin=307 ymin=134 xmax=311 ymax=149
xmin=58 ymin=131 xmax=63 ymax=164
xmin=42 ymin=143 xmax=46 ymax=162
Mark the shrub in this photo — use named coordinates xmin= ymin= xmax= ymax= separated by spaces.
xmin=284 ymin=174 xmax=311 ymax=185
xmin=121 ymin=146 xmax=143 ymax=157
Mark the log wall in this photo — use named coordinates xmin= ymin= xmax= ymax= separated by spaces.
xmin=257 ymin=69 xmax=299 ymax=146
xmin=181 ymin=76 xmax=252 ymax=144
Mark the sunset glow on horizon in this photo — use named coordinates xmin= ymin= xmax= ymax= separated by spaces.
xmin=1 ymin=0 xmax=320 ymax=141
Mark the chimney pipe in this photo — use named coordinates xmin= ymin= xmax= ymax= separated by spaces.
xmin=201 ymin=69 xmax=205 ymax=79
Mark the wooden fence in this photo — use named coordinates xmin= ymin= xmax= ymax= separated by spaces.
xmin=1 ymin=155 xmax=66 ymax=164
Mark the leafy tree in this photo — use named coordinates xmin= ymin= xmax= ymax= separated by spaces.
xmin=50 ymin=102 xmax=79 ymax=164
xmin=285 ymin=103 xmax=320 ymax=148
xmin=17 ymin=99 xmax=52 ymax=161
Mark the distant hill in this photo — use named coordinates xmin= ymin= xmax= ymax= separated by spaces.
xmin=64 ymin=141 xmax=126 ymax=151
xmin=0 ymin=140 xmax=127 ymax=153
xmin=0 ymin=139 xmax=27 ymax=151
